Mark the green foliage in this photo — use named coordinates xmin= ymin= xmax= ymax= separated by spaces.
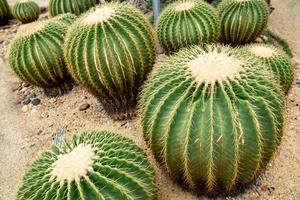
xmin=17 ymin=131 xmax=157 ymax=200
xmin=12 ymin=0 xmax=40 ymax=24
xmin=0 ymin=0 xmax=10 ymax=25
xmin=8 ymin=20 xmax=70 ymax=88
xmin=242 ymin=43 xmax=293 ymax=92
xmin=49 ymin=0 xmax=96 ymax=17
xmin=64 ymin=3 xmax=155 ymax=119
xmin=139 ymin=45 xmax=284 ymax=192
xmin=157 ymin=0 xmax=220 ymax=53
xmin=218 ymin=0 xmax=269 ymax=44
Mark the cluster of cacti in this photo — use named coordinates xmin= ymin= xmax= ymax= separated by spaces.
xmin=242 ymin=44 xmax=293 ymax=91
xmin=8 ymin=20 xmax=70 ymax=88
xmin=12 ymin=0 xmax=40 ymax=24
xmin=218 ymin=0 xmax=269 ymax=44
xmin=49 ymin=0 xmax=96 ymax=17
xmin=64 ymin=3 xmax=155 ymax=118
xmin=17 ymin=131 xmax=157 ymax=199
xmin=0 ymin=0 xmax=10 ymax=25
xmin=157 ymin=0 xmax=220 ymax=53
xmin=140 ymin=45 xmax=284 ymax=191
xmin=50 ymin=13 xmax=77 ymax=26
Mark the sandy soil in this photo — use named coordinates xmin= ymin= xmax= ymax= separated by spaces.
xmin=0 ymin=0 xmax=299 ymax=199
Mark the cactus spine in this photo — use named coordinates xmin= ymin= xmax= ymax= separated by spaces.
xmin=157 ymin=0 xmax=220 ymax=53
xmin=49 ymin=0 xmax=96 ymax=17
xmin=12 ymin=0 xmax=40 ymax=24
xmin=242 ymin=44 xmax=293 ymax=92
xmin=64 ymin=3 xmax=155 ymax=119
xmin=50 ymin=13 xmax=77 ymax=26
xmin=0 ymin=0 xmax=10 ymax=25
xmin=140 ymin=45 xmax=284 ymax=192
xmin=17 ymin=131 xmax=157 ymax=200
xmin=8 ymin=20 xmax=71 ymax=88
xmin=218 ymin=0 xmax=269 ymax=44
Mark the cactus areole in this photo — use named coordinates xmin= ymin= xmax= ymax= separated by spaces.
xmin=140 ymin=45 xmax=284 ymax=192
xmin=17 ymin=131 xmax=157 ymax=199
xmin=64 ymin=3 xmax=155 ymax=119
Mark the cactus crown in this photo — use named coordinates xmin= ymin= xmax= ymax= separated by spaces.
xmin=84 ymin=6 xmax=115 ymax=24
xmin=249 ymin=45 xmax=277 ymax=58
xmin=15 ymin=21 xmax=44 ymax=37
xmin=17 ymin=131 xmax=157 ymax=199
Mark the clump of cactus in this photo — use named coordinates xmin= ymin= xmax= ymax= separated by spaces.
xmin=12 ymin=0 xmax=40 ymax=24
xmin=49 ymin=0 xmax=96 ymax=17
xmin=157 ymin=0 xmax=220 ymax=53
xmin=64 ymin=3 xmax=155 ymax=119
xmin=50 ymin=13 xmax=77 ymax=26
xmin=8 ymin=20 xmax=71 ymax=90
xmin=139 ymin=45 xmax=284 ymax=192
xmin=218 ymin=0 xmax=269 ymax=44
xmin=0 ymin=0 xmax=10 ymax=25
xmin=17 ymin=131 xmax=157 ymax=199
xmin=242 ymin=43 xmax=293 ymax=92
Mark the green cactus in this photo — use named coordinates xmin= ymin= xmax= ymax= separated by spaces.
xmin=50 ymin=13 xmax=77 ymax=26
xmin=157 ymin=0 xmax=220 ymax=53
xmin=0 ymin=0 xmax=10 ymax=25
xmin=17 ymin=131 xmax=157 ymax=200
xmin=64 ymin=3 xmax=155 ymax=119
xmin=242 ymin=44 xmax=293 ymax=92
xmin=49 ymin=0 xmax=96 ymax=17
xmin=8 ymin=20 xmax=71 ymax=89
xmin=139 ymin=45 xmax=284 ymax=192
xmin=218 ymin=0 xmax=269 ymax=44
xmin=12 ymin=0 xmax=40 ymax=24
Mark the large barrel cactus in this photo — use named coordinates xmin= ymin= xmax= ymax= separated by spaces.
xmin=64 ymin=3 xmax=155 ymax=119
xmin=0 ymin=0 xmax=10 ymax=25
xmin=17 ymin=131 xmax=157 ymax=199
xmin=49 ymin=0 xmax=96 ymax=17
xmin=140 ymin=45 xmax=284 ymax=192
xmin=218 ymin=0 xmax=269 ymax=44
xmin=242 ymin=44 xmax=293 ymax=92
xmin=157 ymin=0 xmax=220 ymax=53
xmin=8 ymin=20 xmax=71 ymax=89
xmin=12 ymin=0 xmax=40 ymax=24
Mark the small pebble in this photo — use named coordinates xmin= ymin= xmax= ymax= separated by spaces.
xmin=11 ymin=82 xmax=22 ymax=92
xmin=79 ymin=103 xmax=90 ymax=111
xmin=31 ymin=98 xmax=41 ymax=106
xmin=22 ymin=98 xmax=31 ymax=105
xmin=21 ymin=105 xmax=29 ymax=113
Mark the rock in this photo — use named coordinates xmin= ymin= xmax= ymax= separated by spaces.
xmin=18 ymin=94 xmax=26 ymax=101
xmin=79 ymin=103 xmax=90 ymax=111
xmin=22 ymin=98 xmax=31 ymax=105
xmin=31 ymin=98 xmax=41 ymax=106
xmin=15 ymin=100 xmax=21 ymax=105
xmin=21 ymin=105 xmax=29 ymax=113
xmin=27 ymin=93 xmax=36 ymax=100
xmin=22 ymin=82 xmax=30 ymax=87
xmin=11 ymin=82 xmax=22 ymax=92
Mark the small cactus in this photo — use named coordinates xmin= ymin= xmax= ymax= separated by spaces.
xmin=157 ymin=0 xmax=220 ymax=53
xmin=0 ymin=0 xmax=10 ymax=25
xmin=242 ymin=44 xmax=293 ymax=92
xmin=140 ymin=45 xmax=284 ymax=192
xmin=17 ymin=131 xmax=157 ymax=200
xmin=12 ymin=0 xmax=40 ymax=24
xmin=8 ymin=20 xmax=71 ymax=89
xmin=64 ymin=3 xmax=155 ymax=119
xmin=218 ymin=0 xmax=269 ymax=44
xmin=50 ymin=13 xmax=77 ymax=26
xmin=49 ymin=0 xmax=96 ymax=17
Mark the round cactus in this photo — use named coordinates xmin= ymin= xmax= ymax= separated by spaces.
xmin=0 ymin=0 xmax=10 ymax=25
xmin=8 ymin=20 xmax=71 ymax=89
xmin=64 ymin=3 xmax=155 ymax=119
xmin=12 ymin=0 xmax=40 ymax=24
xmin=242 ymin=44 xmax=293 ymax=92
xmin=157 ymin=0 xmax=220 ymax=53
xmin=50 ymin=13 xmax=77 ymax=26
xmin=139 ymin=45 xmax=284 ymax=192
xmin=218 ymin=0 xmax=269 ymax=44
xmin=49 ymin=0 xmax=96 ymax=17
xmin=17 ymin=131 xmax=157 ymax=199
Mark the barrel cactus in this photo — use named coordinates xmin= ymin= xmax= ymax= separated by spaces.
xmin=139 ymin=45 xmax=284 ymax=192
xmin=64 ymin=3 xmax=155 ymax=119
xmin=12 ymin=0 xmax=40 ymax=24
xmin=0 ymin=0 xmax=10 ymax=25
xmin=50 ymin=13 xmax=77 ymax=26
xmin=17 ymin=131 xmax=157 ymax=199
xmin=8 ymin=20 xmax=71 ymax=89
xmin=218 ymin=0 xmax=269 ymax=44
xmin=242 ymin=44 xmax=293 ymax=92
xmin=157 ymin=0 xmax=220 ymax=53
xmin=49 ymin=0 xmax=96 ymax=17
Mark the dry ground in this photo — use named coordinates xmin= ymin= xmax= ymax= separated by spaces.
xmin=0 ymin=0 xmax=299 ymax=199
